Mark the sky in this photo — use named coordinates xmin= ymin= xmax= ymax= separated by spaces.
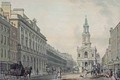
xmin=0 ymin=0 xmax=120 ymax=61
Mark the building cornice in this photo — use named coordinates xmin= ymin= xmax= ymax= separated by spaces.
xmin=10 ymin=14 xmax=47 ymax=41
xmin=0 ymin=15 xmax=11 ymax=28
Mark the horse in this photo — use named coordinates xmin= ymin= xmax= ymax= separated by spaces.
xmin=24 ymin=66 xmax=32 ymax=77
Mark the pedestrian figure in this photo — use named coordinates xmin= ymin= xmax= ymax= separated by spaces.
xmin=79 ymin=69 xmax=84 ymax=77
xmin=58 ymin=71 xmax=61 ymax=78
xmin=24 ymin=66 xmax=32 ymax=77
xmin=108 ymin=70 xmax=116 ymax=80
xmin=55 ymin=71 xmax=59 ymax=79
xmin=85 ymin=69 xmax=89 ymax=77
xmin=83 ymin=69 xmax=87 ymax=77
xmin=116 ymin=69 xmax=120 ymax=80
xmin=37 ymin=68 xmax=39 ymax=75
xmin=16 ymin=61 xmax=25 ymax=77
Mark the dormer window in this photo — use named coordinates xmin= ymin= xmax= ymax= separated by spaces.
xmin=85 ymin=62 xmax=88 ymax=67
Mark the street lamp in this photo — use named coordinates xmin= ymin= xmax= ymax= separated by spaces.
xmin=7 ymin=50 xmax=10 ymax=73
xmin=111 ymin=59 xmax=115 ymax=73
xmin=116 ymin=56 xmax=119 ymax=71
xmin=95 ymin=47 xmax=97 ymax=65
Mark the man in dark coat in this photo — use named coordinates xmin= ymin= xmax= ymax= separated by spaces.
xmin=116 ymin=69 xmax=120 ymax=79
xmin=17 ymin=61 xmax=25 ymax=76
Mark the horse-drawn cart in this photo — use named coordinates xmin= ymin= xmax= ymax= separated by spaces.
xmin=5 ymin=62 xmax=32 ymax=79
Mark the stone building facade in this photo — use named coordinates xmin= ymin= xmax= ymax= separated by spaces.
xmin=77 ymin=17 xmax=100 ymax=72
xmin=0 ymin=2 xmax=76 ymax=75
xmin=0 ymin=2 xmax=47 ymax=75
xmin=103 ymin=22 xmax=120 ymax=73
xmin=62 ymin=53 xmax=74 ymax=72
xmin=46 ymin=44 xmax=67 ymax=73
xmin=0 ymin=2 xmax=19 ymax=72
xmin=10 ymin=14 xmax=47 ymax=75
xmin=9 ymin=24 xmax=18 ymax=63
xmin=0 ymin=12 xmax=10 ymax=73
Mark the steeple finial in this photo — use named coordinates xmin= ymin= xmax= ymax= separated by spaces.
xmin=85 ymin=15 xmax=88 ymax=25
xmin=83 ymin=15 xmax=89 ymax=32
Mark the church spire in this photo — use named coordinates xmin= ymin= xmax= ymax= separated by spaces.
xmin=83 ymin=15 xmax=89 ymax=33
xmin=85 ymin=15 xmax=88 ymax=25
xmin=82 ymin=16 xmax=91 ymax=47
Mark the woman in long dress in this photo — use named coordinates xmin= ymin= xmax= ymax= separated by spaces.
xmin=108 ymin=70 xmax=116 ymax=80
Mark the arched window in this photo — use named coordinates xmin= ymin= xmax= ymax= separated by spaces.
xmin=84 ymin=51 xmax=88 ymax=58
xmin=78 ymin=54 xmax=80 ymax=57
xmin=92 ymin=54 xmax=94 ymax=57
xmin=23 ymin=55 xmax=26 ymax=61
xmin=85 ymin=62 xmax=88 ymax=67
xmin=34 ymin=58 xmax=36 ymax=70
xmin=23 ymin=55 xmax=26 ymax=66
xmin=27 ymin=56 xmax=29 ymax=66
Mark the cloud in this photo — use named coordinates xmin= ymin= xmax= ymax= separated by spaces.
xmin=94 ymin=0 xmax=120 ymax=26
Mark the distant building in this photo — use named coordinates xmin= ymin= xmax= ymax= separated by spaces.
xmin=61 ymin=53 xmax=74 ymax=72
xmin=109 ymin=23 xmax=120 ymax=71
xmin=102 ymin=48 xmax=109 ymax=70
xmin=46 ymin=44 xmax=67 ymax=73
xmin=77 ymin=16 xmax=100 ymax=72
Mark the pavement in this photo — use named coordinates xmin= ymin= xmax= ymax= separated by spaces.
xmin=0 ymin=73 xmax=56 ymax=80
xmin=0 ymin=73 xmax=110 ymax=80
xmin=30 ymin=74 xmax=57 ymax=80
xmin=79 ymin=77 xmax=108 ymax=80
xmin=61 ymin=73 xmax=110 ymax=80
xmin=62 ymin=73 xmax=80 ymax=80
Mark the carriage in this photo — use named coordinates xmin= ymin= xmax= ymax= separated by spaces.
xmin=6 ymin=61 xmax=32 ymax=78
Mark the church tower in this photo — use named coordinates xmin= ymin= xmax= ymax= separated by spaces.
xmin=77 ymin=16 xmax=100 ymax=72
xmin=82 ymin=16 xmax=91 ymax=47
